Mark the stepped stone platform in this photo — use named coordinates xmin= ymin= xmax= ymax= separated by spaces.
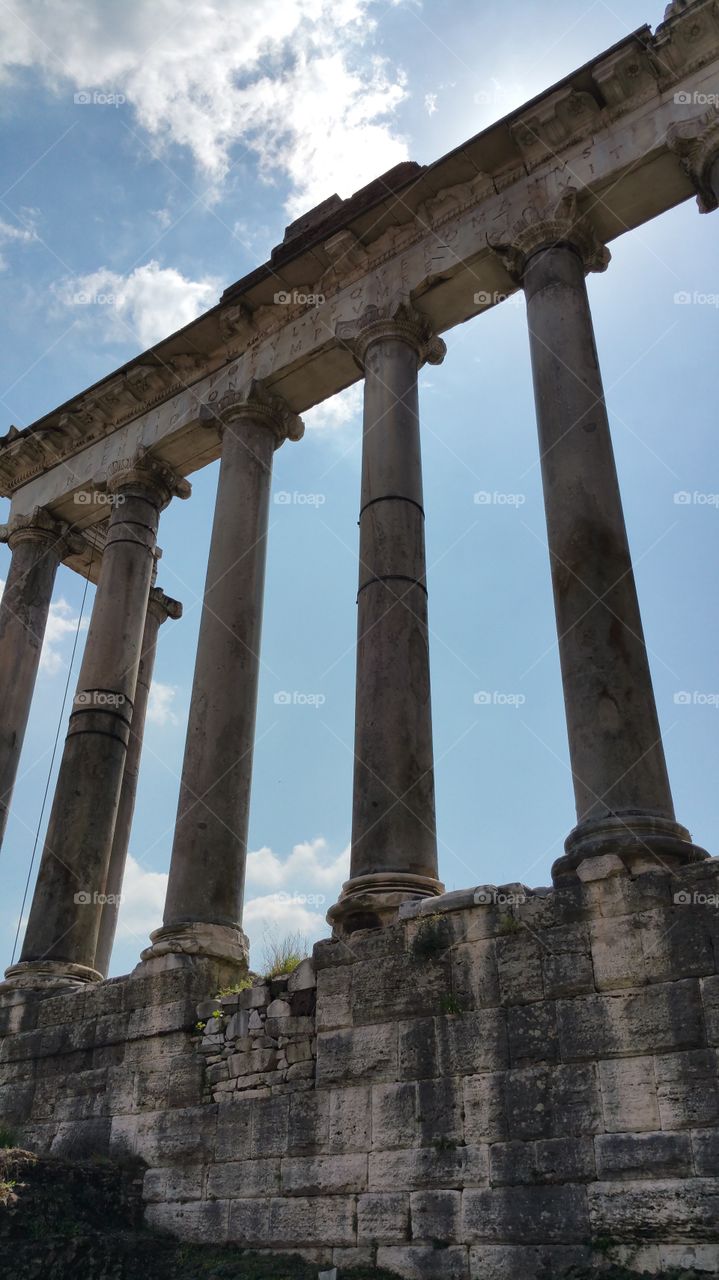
xmin=1 ymin=856 xmax=719 ymax=1278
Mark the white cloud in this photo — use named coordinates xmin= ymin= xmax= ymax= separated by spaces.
xmin=0 ymin=214 xmax=37 ymax=271
xmin=0 ymin=1 xmax=408 ymax=215
xmin=146 ymin=679 xmax=180 ymax=727
xmin=424 ymin=92 xmax=438 ymax=116
xmin=114 ymin=853 xmax=167 ymax=941
xmin=246 ymin=836 xmax=349 ymax=892
xmin=302 ymin=382 xmax=363 ymax=432
xmin=52 ymin=260 xmax=219 ymax=348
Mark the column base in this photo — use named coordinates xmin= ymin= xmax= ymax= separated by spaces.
xmin=327 ymin=871 xmax=445 ymax=937
xmin=138 ymin=921 xmax=249 ymax=973
xmin=552 ymin=812 xmax=709 ymax=882
xmin=1 ymin=958 xmax=103 ymax=993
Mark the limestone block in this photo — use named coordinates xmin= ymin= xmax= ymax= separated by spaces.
xmin=417 ymin=1077 xmax=464 ymax=1146
xmin=658 ymin=1243 xmax=719 ymax=1272
xmin=226 ymin=1197 xmax=270 ymax=1245
xmin=50 ymin=1117 xmax=112 ymax=1158
xmin=505 ymin=1063 xmax=601 ymax=1140
xmin=288 ymin=958 xmax=316 ymax=991
xmin=238 ymin=986 xmax=269 ymax=1010
xmin=268 ymin=1195 xmax=357 ymax=1246
xmin=639 ymin=908 xmax=715 ymax=982
xmin=350 ymin=952 xmax=451 ymax=1025
xmin=316 ymin=1024 xmax=398 ymax=1086
xmin=143 ymin=1165 xmax=206 ymax=1202
xmin=588 ymin=1178 xmax=719 ymax=1240
xmin=329 ymin=1086 xmax=371 ymax=1153
xmin=266 ymin=999 xmax=291 ymax=1018
xmin=112 ymin=1104 xmax=215 ymax=1163
xmin=589 ymin=915 xmax=645 ymax=991
xmin=576 ymin=854 xmax=626 ymax=882
xmin=507 ymin=1002 xmax=558 ymax=1065
xmin=655 ymin=1049 xmax=719 ymax=1129
xmin=468 ymin=1245 xmax=592 ymax=1280
xmin=214 ymin=1099 xmax=252 ymax=1161
xmin=357 ymin=1192 xmax=410 ymax=1243
xmin=436 ymin=1011 xmax=508 ymax=1076
xmin=410 ymin=1189 xmax=461 ymax=1243
xmin=462 ymin=1184 xmax=588 ymax=1242
xmin=490 ymin=1137 xmax=595 ymax=1185
xmin=250 ymin=1095 xmax=289 ymax=1157
xmin=285 ymin=1038 xmax=313 ymax=1065
xmin=316 ymin=967 xmax=352 ymax=1032
xmin=285 ymin=1061 xmax=314 ymax=1082
xmin=0 ymin=1080 xmax=41 ymax=1123
xmin=206 ymin=1157 xmax=280 ymax=1198
xmin=226 ymin=1011 xmax=250 ymax=1039
xmin=557 ymin=980 xmax=704 ymax=1060
xmin=248 ymin=1011 xmax=263 ymax=1031
xmin=692 ymin=1129 xmax=719 ymax=1176
xmin=377 ymin=1246 xmax=469 ymax=1279
xmin=463 ymin=1073 xmax=507 ymax=1144
xmin=495 ymin=933 xmax=544 ymax=1005
xmin=288 ymin=1089 xmax=329 ymax=1154
xmin=598 ymin=1056 xmax=659 ymax=1132
xmin=595 ymin=1131 xmax=692 ymax=1179
xmin=127 ymin=997 xmax=198 ymax=1038
xmin=369 ymin=1144 xmax=489 ymax=1191
xmin=372 ymin=1082 xmax=418 ymax=1150
xmin=144 ymin=1198 xmax=229 ymax=1243
xmin=265 ymin=1015 xmax=314 ymax=1039
xmin=281 ymin=1153 xmax=368 ymax=1195
xmin=36 ymin=990 xmax=88 ymax=1028
xmin=399 ymin=1018 xmax=438 ymax=1080
xmin=539 ymin=923 xmax=594 ymax=998
xmin=450 ymin=941 xmax=499 ymax=1010
xmin=702 ymin=974 xmax=719 ymax=1045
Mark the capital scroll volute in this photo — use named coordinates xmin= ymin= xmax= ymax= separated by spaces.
xmin=336 ymin=300 xmax=447 ymax=370
xmin=201 ymin=380 xmax=304 ymax=448
xmin=489 ymin=188 xmax=611 ymax=283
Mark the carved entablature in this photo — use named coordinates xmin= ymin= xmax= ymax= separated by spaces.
xmin=510 ymin=88 xmax=602 ymax=168
xmin=417 ymin=173 xmax=495 ymax=232
xmin=655 ymin=0 xmax=719 ymax=81
xmin=668 ymin=105 xmax=719 ymax=210
xmin=592 ymin=43 xmax=660 ymax=111
xmin=218 ymin=302 xmax=254 ymax=347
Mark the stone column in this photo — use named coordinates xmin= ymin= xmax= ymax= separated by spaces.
xmin=142 ymin=382 xmax=303 ymax=972
xmin=495 ymin=190 xmax=707 ymax=879
xmin=328 ymin=303 xmax=446 ymax=936
xmin=0 ymin=509 xmax=74 ymax=850
xmin=5 ymin=455 xmax=189 ymax=989
xmin=94 ymin=586 xmax=182 ymax=979
xmin=668 ymin=108 xmax=719 ymax=213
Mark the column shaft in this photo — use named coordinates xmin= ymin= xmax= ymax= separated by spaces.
xmin=329 ymin=307 xmax=445 ymax=935
xmin=521 ymin=239 xmax=705 ymax=876
xmin=0 ymin=514 xmax=67 ymax=849
xmin=95 ymin=588 xmax=181 ymax=978
xmin=7 ymin=459 xmax=188 ymax=987
xmin=144 ymin=385 xmax=302 ymax=969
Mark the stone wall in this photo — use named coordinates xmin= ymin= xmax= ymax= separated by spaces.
xmin=1 ymin=857 xmax=719 ymax=1278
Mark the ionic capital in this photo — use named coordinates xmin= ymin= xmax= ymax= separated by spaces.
xmin=0 ymin=507 xmax=80 ymax=557
xmin=490 ymin=188 xmax=611 ymax=282
xmin=202 ymin=380 xmax=304 ymax=447
xmin=668 ymin=106 xmax=719 ymax=213
xmin=336 ymin=301 xmax=447 ymax=369
xmin=105 ymin=452 xmax=192 ymax=509
xmin=147 ymin=586 xmax=183 ymax=625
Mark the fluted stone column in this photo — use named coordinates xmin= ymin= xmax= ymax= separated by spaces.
xmin=328 ymin=303 xmax=446 ymax=936
xmin=94 ymin=586 xmax=182 ymax=978
xmin=496 ymin=191 xmax=707 ymax=879
xmin=5 ymin=455 xmax=189 ymax=989
xmin=142 ymin=382 xmax=303 ymax=971
xmin=0 ymin=509 xmax=75 ymax=850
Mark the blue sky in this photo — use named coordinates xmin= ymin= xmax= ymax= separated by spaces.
xmin=0 ymin=0 xmax=717 ymax=978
